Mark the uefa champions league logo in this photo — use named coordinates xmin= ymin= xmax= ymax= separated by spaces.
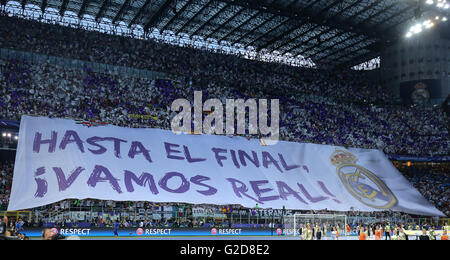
xmin=330 ymin=149 xmax=398 ymax=209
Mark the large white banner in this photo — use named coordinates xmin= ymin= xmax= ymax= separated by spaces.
xmin=8 ymin=116 xmax=444 ymax=216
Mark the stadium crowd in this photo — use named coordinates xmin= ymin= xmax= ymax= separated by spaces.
xmin=0 ymin=60 xmax=448 ymax=156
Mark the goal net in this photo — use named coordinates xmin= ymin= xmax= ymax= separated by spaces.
xmin=283 ymin=214 xmax=348 ymax=239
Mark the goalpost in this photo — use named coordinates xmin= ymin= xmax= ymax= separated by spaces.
xmin=283 ymin=214 xmax=348 ymax=239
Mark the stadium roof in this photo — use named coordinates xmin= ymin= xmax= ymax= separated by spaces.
xmin=3 ymin=0 xmax=449 ymax=68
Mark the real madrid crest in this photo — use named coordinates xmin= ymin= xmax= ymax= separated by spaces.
xmin=330 ymin=149 xmax=398 ymax=209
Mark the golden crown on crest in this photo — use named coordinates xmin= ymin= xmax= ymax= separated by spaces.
xmin=330 ymin=149 xmax=358 ymax=166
